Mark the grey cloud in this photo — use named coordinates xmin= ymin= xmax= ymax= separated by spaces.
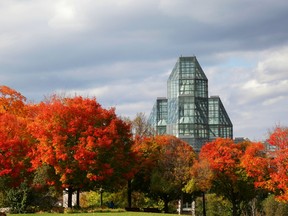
xmin=1 ymin=0 xmax=288 ymax=140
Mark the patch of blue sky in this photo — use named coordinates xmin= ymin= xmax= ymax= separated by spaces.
xmin=223 ymin=57 xmax=255 ymax=68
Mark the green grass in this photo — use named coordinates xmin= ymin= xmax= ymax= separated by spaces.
xmin=8 ymin=213 xmax=179 ymax=216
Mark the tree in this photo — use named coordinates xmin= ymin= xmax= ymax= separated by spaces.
xmin=0 ymin=86 xmax=36 ymax=212
xmin=266 ymin=127 xmax=288 ymax=202
xmin=28 ymin=95 xmax=134 ymax=208
xmin=263 ymin=194 xmax=288 ymax=216
xmin=241 ymin=141 xmax=269 ymax=189
xmin=133 ymin=135 xmax=196 ymax=213
xmin=199 ymin=138 xmax=259 ymax=216
xmin=122 ymin=112 xmax=154 ymax=208
xmin=184 ymin=159 xmax=214 ymax=216
xmin=0 ymin=114 xmax=32 ymax=187
xmin=242 ymin=127 xmax=288 ymax=203
xmin=0 ymin=86 xmax=32 ymax=187
xmin=0 ymin=85 xmax=26 ymax=116
xmin=269 ymin=126 xmax=288 ymax=149
xmin=131 ymin=112 xmax=154 ymax=141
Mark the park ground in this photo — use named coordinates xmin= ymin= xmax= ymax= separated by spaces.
xmin=8 ymin=213 xmax=179 ymax=216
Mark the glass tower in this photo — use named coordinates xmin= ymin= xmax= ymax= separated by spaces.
xmin=148 ymin=97 xmax=168 ymax=135
xmin=148 ymin=56 xmax=233 ymax=151
xmin=208 ymin=96 xmax=233 ymax=140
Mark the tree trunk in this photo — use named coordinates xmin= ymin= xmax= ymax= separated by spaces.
xmin=164 ymin=196 xmax=169 ymax=213
xmin=232 ymin=199 xmax=240 ymax=216
xmin=202 ymin=192 xmax=206 ymax=216
xmin=67 ymin=187 xmax=73 ymax=208
xmin=232 ymin=202 xmax=237 ymax=216
xmin=76 ymin=189 xmax=80 ymax=207
xmin=127 ymin=180 xmax=132 ymax=208
xmin=100 ymin=188 xmax=103 ymax=207
xmin=191 ymin=200 xmax=196 ymax=216
xmin=179 ymin=192 xmax=183 ymax=215
xmin=191 ymin=195 xmax=196 ymax=216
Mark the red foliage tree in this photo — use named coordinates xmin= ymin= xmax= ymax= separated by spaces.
xmin=0 ymin=114 xmax=32 ymax=186
xmin=0 ymin=86 xmax=32 ymax=187
xmin=267 ymin=127 xmax=288 ymax=202
xmin=241 ymin=141 xmax=269 ymax=189
xmin=242 ymin=127 xmax=288 ymax=203
xmin=199 ymin=138 xmax=258 ymax=216
xmin=28 ymin=95 xmax=134 ymax=207
xmin=269 ymin=127 xmax=288 ymax=149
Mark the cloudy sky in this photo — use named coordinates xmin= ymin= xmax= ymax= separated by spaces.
xmin=1 ymin=0 xmax=288 ymax=141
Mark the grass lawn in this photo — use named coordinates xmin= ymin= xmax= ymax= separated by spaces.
xmin=8 ymin=213 xmax=179 ymax=216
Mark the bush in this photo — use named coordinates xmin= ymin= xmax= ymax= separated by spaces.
xmin=0 ymin=191 xmax=6 ymax=208
xmin=30 ymin=186 xmax=61 ymax=212
xmin=195 ymin=193 xmax=232 ymax=216
xmin=263 ymin=194 xmax=288 ymax=216
xmin=2 ymin=180 xmax=61 ymax=213
xmin=5 ymin=182 xmax=32 ymax=213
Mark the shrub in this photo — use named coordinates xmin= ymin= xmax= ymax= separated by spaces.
xmin=5 ymin=182 xmax=32 ymax=213
xmin=263 ymin=194 xmax=288 ymax=216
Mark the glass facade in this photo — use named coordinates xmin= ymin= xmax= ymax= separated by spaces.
xmin=209 ymin=96 xmax=233 ymax=140
xmin=149 ymin=56 xmax=233 ymax=151
xmin=148 ymin=97 xmax=168 ymax=135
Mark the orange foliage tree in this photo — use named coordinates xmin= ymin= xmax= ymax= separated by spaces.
xmin=199 ymin=138 xmax=260 ymax=216
xmin=28 ymin=95 xmax=135 ymax=207
xmin=242 ymin=127 xmax=288 ymax=203
xmin=0 ymin=85 xmax=27 ymax=116
xmin=241 ymin=141 xmax=269 ymax=188
xmin=133 ymin=135 xmax=196 ymax=212
xmin=184 ymin=158 xmax=213 ymax=216
xmin=266 ymin=127 xmax=288 ymax=202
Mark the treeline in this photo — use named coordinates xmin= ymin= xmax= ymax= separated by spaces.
xmin=0 ymin=85 xmax=287 ymax=216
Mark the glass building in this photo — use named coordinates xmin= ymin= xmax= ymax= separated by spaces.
xmin=208 ymin=96 xmax=233 ymax=140
xmin=149 ymin=97 xmax=168 ymax=135
xmin=148 ymin=56 xmax=233 ymax=151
